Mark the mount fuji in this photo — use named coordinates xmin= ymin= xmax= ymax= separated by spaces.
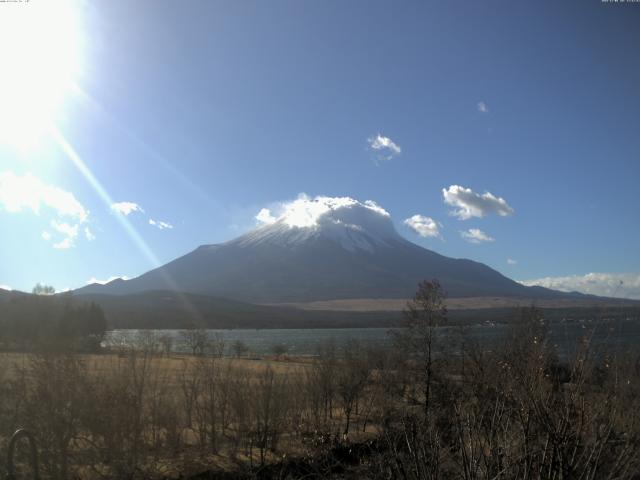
xmin=76 ymin=196 xmax=558 ymax=303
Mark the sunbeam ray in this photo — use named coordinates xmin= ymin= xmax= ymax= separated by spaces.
xmin=70 ymin=82 xmax=226 ymax=216
xmin=51 ymin=126 xmax=161 ymax=268
xmin=51 ymin=125 xmax=204 ymax=323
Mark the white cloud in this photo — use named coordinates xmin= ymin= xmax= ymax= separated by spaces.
xmin=84 ymin=227 xmax=95 ymax=241
xmin=507 ymin=258 xmax=518 ymax=265
xmin=111 ymin=201 xmax=144 ymax=216
xmin=53 ymin=237 xmax=74 ymax=249
xmin=86 ymin=275 xmax=129 ymax=285
xmin=519 ymin=273 xmax=640 ymax=300
xmin=477 ymin=101 xmax=489 ymax=113
xmin=367 ymin=133 xmax=401 ymax=162
xmin=256 ymin=208 xmax=277 ymax=225
xmin=0 ymin=171 xmax=88 ymax=221
xmin=255 ymin=194 xmax=390 ymax=229
xmin=0 ymin=284 xmax=11 ymax=291
xmin=0 ymin=172 xmax=92 ymax=248
xmin=403 ymin=214 xmax=442 ymax=238
xmin=362 ymin=200 xmax=390 ymax=217
xmin=50 ymin=220 xmax=79 ymax=249
xmin=51 ymin=220 xmax=78 ymax=238
xmin=443 ymin=185 xmax=514 ymax=220
xmin=149 ymin=218 xmax=173 ymax=230
xmin=460 ymin=228 xmax=494 ymax=244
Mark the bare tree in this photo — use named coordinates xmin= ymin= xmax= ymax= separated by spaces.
xmin=232 ymin=339 xmax=249 ymax=358
xmin=251 ymin=366 xmax=289 ymax=465
xmin=27 ymin=352 xmax=86 ymax=479
xmin=271 ymin=343 xmax=288 ymax=359
xmin=394 ymin=279 xmax=447 ymax=420
xmin=180 ymin=327 xmax=208 ymax=356
xmin=158 ymin=333 xmax=174 ymax=356
xmin=32 ymin=283 xmax=55 ymax=295
xmin=207 ymin=332 xmax=226 ymax=357
xmin=336 ymin=340 xmax=371 ymax=437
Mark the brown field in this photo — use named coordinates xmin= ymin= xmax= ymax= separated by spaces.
xmin=1 ymin=306 xmax=639 ymax=479
xmin=0 ymin=351 xmax=312 ymax=380
xmin=267 ymin=295 xmax=640 ymax=312
xmin=0 ymin=348 xmax=381 ymax=479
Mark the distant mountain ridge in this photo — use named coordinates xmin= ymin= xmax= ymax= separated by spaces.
xmin=76 ymin=198 xmax=566 ymax=302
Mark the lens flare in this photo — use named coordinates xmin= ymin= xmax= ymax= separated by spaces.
xmin=0 ymin=0 xmax=82 ymax=150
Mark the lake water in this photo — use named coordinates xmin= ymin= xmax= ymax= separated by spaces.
xmin=106 ymin=319 xmax=640 ymax=357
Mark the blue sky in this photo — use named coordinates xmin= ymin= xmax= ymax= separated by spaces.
xmin=1 ymin=0 xmax=639 ymax=298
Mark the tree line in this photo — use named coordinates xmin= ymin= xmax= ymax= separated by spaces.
xmin=0 ymin=285 xmax=107 ymax=351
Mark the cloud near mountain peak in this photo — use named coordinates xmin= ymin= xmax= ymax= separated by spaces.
xmin=255 ymin=194 xmax=390 ymax=229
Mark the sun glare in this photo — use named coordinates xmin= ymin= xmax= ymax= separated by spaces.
xmin=0 ymin=0 xmax=82 ymax=150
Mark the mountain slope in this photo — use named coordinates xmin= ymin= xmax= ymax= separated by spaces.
xmin=76 ymin=197 xmax=559 ymax=302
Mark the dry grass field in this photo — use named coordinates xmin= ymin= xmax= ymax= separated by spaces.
xmin=0 ymin=303 xmax=639 ymax=479
xmin=0 ymin=347 xmax=382 ymax=479
xmin=269 ymin=296 xmax=640 ymax=312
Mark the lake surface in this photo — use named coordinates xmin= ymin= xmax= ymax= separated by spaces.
xmin=106 ymin=319 xmax=640 ymax=357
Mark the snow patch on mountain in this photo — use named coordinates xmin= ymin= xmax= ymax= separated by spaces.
xmin=245 ymin=194 xmax=401 ymax=252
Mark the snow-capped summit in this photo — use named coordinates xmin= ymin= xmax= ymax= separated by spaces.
xmin=238 ymin=195 xmax=400 ymax=253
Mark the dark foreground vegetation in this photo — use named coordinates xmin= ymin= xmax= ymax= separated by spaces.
xmin=0 ymin=281 xmax=638 ymax=479
xmin=0 ymin=289 xmax=107 ymax=352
